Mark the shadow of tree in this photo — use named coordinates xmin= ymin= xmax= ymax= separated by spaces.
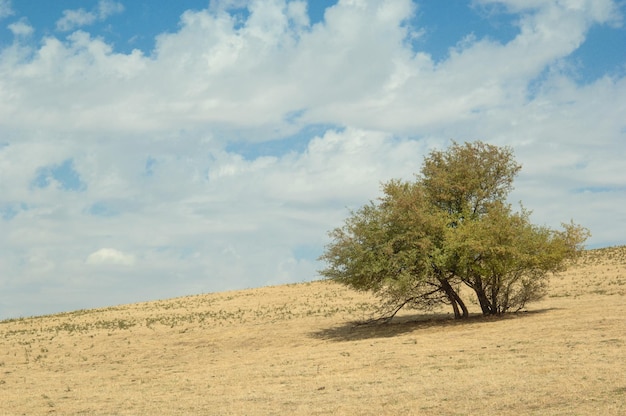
xmin=310 ymin=308 xmax=557 ymax=342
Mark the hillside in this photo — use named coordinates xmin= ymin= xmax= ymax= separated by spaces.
xmin=1 ymin=246 xmax=625 ymax=415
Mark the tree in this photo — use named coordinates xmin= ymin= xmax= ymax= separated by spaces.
xmin=319 ymin=179 xmax=465 ymax=320
xmin=319 ymin=141 xmax=589 ymax=320
xmin=421 ymin=141 xmax=521 ymax=220
xmin=447 ymin=202 xmax=589 ymax=314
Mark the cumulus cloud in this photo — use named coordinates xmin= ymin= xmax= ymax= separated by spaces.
xmin=56 ymin=9 xmax=97 ymax=32
xmin=0 ymin=0 xmax=12 ymax=19
xmin=0 ymin=0 xmax=625 ymax=318
xmin=7 ymin=18 xmax=33 ymax=36
xmin=2 ymin=0 xmax=618 ymax=137
xmin=56 ymin=0 xmax=124 ymax=32
xmin=475 ymin=0 xmax=623 ymax=25
xmin=86 ymin=248 xmax=136 ymax=266
xmin=97 ymin=0 xmax=124 ymax=19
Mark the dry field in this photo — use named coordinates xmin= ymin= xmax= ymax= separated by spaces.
xmin=1 ymin=246 xmax=625 ymax=415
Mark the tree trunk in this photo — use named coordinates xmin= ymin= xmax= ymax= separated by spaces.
xmin=440 ymin=279 xmax=468 ymax=319
xmin=453 ymin=290 xmax=469 ymax=318
xmin=474 ymin=285 xmax=495 ymax=315
xmin=450 ymin=297 xmax=461 ymax=319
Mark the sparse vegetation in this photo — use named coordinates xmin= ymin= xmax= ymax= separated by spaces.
xmin=0 ymin=246 xmax=624 ymax=415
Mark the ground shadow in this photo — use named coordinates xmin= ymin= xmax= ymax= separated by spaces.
xmin=310 ymin=308 xmax=558 ymax=342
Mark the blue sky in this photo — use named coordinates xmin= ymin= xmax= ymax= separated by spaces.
xmin=1 ymin=0 xmax=625 ymax=319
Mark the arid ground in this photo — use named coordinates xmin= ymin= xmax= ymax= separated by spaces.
xmin=1 ymin=246 xmax=625 ymax=415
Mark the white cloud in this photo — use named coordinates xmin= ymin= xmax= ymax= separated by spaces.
xmin=86 ymin=248 xmax=136 ymax=266
xmin=56 ymin=9 xmax=97 ymax=32
xmin=5 ymin=0 xmax=617 ymax=137
xmin=0 ymin=0 xmax=12 ymax=19
xmin=7 ymin=18 xmax=33 ymax=36
xmin=56 ymin=0 xmax=124 ymax=32
xmin=97 ymin=0 xmax=124 ymax=19
xmin=0 ymin=0 xmax=625 ymax=318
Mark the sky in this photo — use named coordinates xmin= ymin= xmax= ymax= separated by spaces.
xmin=1 ymin=0 xmax=625 ymax=319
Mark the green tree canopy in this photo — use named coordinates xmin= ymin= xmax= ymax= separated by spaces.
xmin=319 ymin=141 xmax=589 ymax=320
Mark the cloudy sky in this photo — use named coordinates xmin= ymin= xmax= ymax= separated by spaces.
xmin=1 ymin=0 xmax=625 ymax=319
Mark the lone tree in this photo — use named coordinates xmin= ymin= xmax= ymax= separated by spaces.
xmin=319 ymin=141 xmax=589 ymax=320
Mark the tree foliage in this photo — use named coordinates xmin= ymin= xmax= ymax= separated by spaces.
xmin=319 ymin=141 xmax=589 ymax=320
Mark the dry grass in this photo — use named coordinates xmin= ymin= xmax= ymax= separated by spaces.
xmin=1 ymin=246 xmax=625 ymax=415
